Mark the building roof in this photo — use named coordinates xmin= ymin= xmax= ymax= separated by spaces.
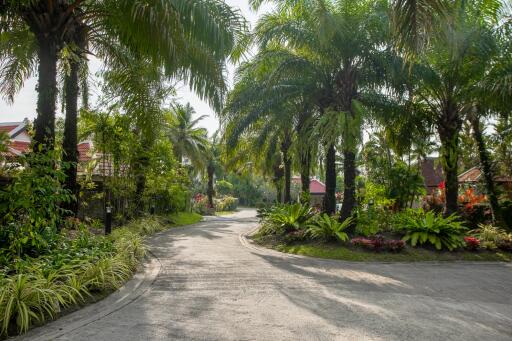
xmin=459 ymin=166 xmax=512 ymax=183
xmin=420 ymin=157 xmax=444 ymax=188
xmin=291 ymin=176 xmax=326 ymax=194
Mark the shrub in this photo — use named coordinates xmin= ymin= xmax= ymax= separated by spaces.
xmin=267 ymin=203 xmax=314 ymax=234
xmin=469 ymin=224 xmax=511 ymax=251
xmin=215 ymin=180 xmax=234 ymax=196
xmin=215 ymin=196 xmax=238 ymax=212
xmin=257 ymin=203 xmax=313 ymax=236
xmin=396 ymin=209 xmax=466 ymax=251
xmin=464 ymin=236 xmax=480 ymax=251
xmin=0 ymin=151 xmax=73 ymax=259
xmin=307 ymin=215 xmax=351 ymax=242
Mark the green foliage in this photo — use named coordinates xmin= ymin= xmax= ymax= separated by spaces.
xmin=260 ymin=203 xmax=314 ymax=235
xmin=470 ymin=224 xmax=512 ymax=250
xmin=215 ymin=196 xmax=239 ymax=212
xmin=307 ymin=214 xmax=351 ymax=242
xmin=215 ymin=180 xmax=234 ymax=196
xmin=0 ymin=152 xmax=73 ymax=260
xmin=0 ymin=213 xmax=188 ymax=336
xmin=396 ymin=210 xmax=467 ymax=250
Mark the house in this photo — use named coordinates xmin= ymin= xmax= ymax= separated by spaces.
xmin=291 ymin=176 xmax=326 ymax=207
xmin=459 ymin=166 xmax=512 ymax=199
xmin=420 ymin=157 xmax=444 ymax=194
xmin=0 ymin=121 xmax=32 ymax=158
xmin=0 ymin=121 xmax=105 ymax=177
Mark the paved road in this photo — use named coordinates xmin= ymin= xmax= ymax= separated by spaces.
xmin=21 ymin=209 xmax=512 ymax=340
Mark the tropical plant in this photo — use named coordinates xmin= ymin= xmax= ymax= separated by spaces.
xmin=396 ymin=210 xmax=467 ymax=250
xmin=265 ymin=203 xmax=314 ymax=234
xmin=166 ymin=103 xmax=209 ymax=166
xmin=307 ymin=214 xmax=352 ymax=242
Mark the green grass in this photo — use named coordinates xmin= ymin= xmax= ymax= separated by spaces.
xmin=254 ymin=237 xmax=512 ymax=262
xmin=168 ymin=212 xmax=203 ymax=227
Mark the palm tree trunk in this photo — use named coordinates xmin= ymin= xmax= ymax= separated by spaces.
xmin=33 ymin=35 xmax=58 ymax=152
xmin=323 ymin=144 xmax=336 ymax=214
xmin=438 ymin=109 xmax=461 ymax=216
xmin=281 ymin=132 xmax=292 ymax=203
xmin=207 ymin=163 xmax=215 ymax=208
xmin=283 ymin=150 xmax=291 ymax=203
xmin=469 ymin=114 xmax=504 ymax=225
xmin=300 ymin=149 xmax=311 ymax=204
xmin=62 ymin=57 xmax=80 ymax=216
xmin=340 ymin=149 xmax=356 ymax=222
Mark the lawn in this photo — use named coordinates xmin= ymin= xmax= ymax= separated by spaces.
xmin=253 ymin=237 xmax=512 ymax=262
xmin=168 ymin=212 xmax=203 ymax=226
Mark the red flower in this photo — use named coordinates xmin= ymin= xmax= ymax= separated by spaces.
xmin=438 ymin=181 xmax=445 ymax=190
xmin=464 ymin=236 xmax=480 ymax=251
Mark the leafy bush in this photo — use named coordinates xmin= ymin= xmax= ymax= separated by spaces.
xmin=257 ymin=203 xmax=313 ymax=236
xmin=469 ymin=224 xmax=511 ymax=250
xmin=215 ymin=180 xmax=234 ymax=196
xmin=0 ymin=152 xmax=74 ymax=260
xmin=267 ymin=203 xmax=314 ymax=234
xmin=193 ymin=194 xmax=212 ymax=215
xmin=396 ymin=210 xmax=466 ymax=251
xmin=0 ymin=215 xmax=166 ymax=336
xmin=215 ymin=196 xmax=238 ymax=212
xmin=307 ymin=215 xmax=351 ymax=242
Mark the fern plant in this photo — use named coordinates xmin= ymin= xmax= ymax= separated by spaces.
xmin=307 ymin=215 xmax=352 ymax=242
xmin=397 ymin=210 xmax=466 ymax=250
xmin=266 ymin=203 xmax=314 ymax=234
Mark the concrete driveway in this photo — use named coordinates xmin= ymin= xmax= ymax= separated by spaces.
xmin=21 ymin=208 xmax=512 ymax=340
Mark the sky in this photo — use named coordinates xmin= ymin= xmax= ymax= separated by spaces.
xmin=0 ymin=0 xmax=270 ymax=136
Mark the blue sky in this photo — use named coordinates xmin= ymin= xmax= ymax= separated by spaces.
xmin=0 ymin=0 xmax=270 ymax=136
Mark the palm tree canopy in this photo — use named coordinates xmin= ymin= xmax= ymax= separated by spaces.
xmin=166 ymin=103 xmax=209 ymax=167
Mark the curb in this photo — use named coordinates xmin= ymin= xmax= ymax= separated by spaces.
xmin=16 ymin=251 xmax=162 ymax=341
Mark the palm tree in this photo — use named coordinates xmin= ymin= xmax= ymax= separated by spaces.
xmin=1 ymin=0 xmax=247 ymax=215
xmin=403 ymin=1 xmax=500 ymax=216
xmin=249 ymin=0 xmax=389 ymax=220
xmin=166 ymin=103 xmax=209 ymax=167
xmin=0 ymin=0 xmax=247 ymax=151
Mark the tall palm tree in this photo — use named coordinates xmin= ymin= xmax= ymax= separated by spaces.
xmin=404 ymin=1 xmax=500 ymax=216
xmin=249 ymin=0 xmax=389 ymax=220
xmin=1 ymin=0 xmax=247 ymax=215
xmin=166 ymin=103 xmax=209 ymax=167
xmin=0 ymin=0 xmax=247 ymax=151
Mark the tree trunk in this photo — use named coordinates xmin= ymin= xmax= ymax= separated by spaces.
xmin=207 ymin=163 xmax=215 ymax=208
xmin=469 ymin=114 xmax=504 ymax=225
xmin=438 ymin=109 xmax=461 ymax=216
xmin=134 ymin=154 xmax=149 ymax=215
xmin=62 ymin=58 xmax=80 ymax=216
xmin=300 ymin=149 xmax=311 ymax=204
xmin=323 ymin=144 xmax=336 ymax=215
xmin=340 ymin=149 xmax=356 ymax=222
xmin=283 ymin=150 xmax=291 ymax=203
xmin=33 ymin=35 xmax=58 ymax=152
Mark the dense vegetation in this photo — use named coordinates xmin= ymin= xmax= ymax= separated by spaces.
xmin=0 ymin=0 xmax=511 ymax=335
xmin=221 ymin=0 xmax=512 ymax=258
xmin=0 ymin=0 xmax=246 ymax=336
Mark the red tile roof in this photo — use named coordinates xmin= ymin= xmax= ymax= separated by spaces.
xmin=0 ymin=125 xmax=18 ymax=134
xmin=310 ymin=179 xmax=326 ymax=194
xmin=9 ymin=141 xmax=30 ymax=153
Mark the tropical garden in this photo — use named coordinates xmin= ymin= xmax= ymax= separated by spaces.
xmin=0 ymin=0 xmax=511 ymax=337
xmin=221 ymin=0 xmax=512 ymax=261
